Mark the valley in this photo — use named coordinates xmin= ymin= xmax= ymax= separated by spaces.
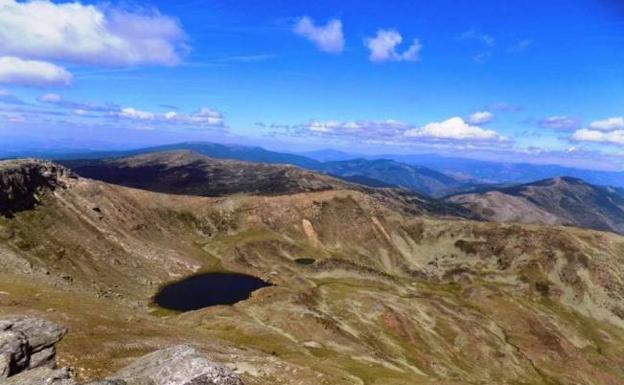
xmin=3 ymin=156 xmax=624 ymax=384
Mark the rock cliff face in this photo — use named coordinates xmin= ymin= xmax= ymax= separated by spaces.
xmin=0 ymin=160 xmax=75 ymax=217
xmin=1 ymin=316 xmax=244 ymax=385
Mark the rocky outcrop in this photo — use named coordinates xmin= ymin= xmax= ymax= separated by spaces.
xmin=111 ymin=345 xmax=243 ymax=385
xmin=4 ymin=367 xmax=76 ymax=385
xmin=0 ymin=159 xmax=76 ymax=217
xmin=1 ymin=316 xmax=244 ymax=385
xmin=0 ymin=316 xmax=67 ymax=377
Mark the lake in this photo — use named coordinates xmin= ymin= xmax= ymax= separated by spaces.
xmin=154 ymin=272 xmax=270 ymax=311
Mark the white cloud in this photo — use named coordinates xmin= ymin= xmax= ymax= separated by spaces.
xmin=0 ymin=0 xmax=187 ymax=67
xmin=111 ymin=106 xmax=225 ymax=127
xmin=303 ymin=119 xmax=405 ymax=137
xmin=365 ymin=30 xmax=422 ymax=62
xmin=459 ymin=30 xmax=495 ymax=47
xmin=572 ymin=128 xmax=624 ymax=145
xmin=538 ymin=116 xmax=582 ymax=130
xmin=468 ymin=111 xmax=494 ymax=124
xmin=405 ymin=117 xmax=503 ymax=141
xmin=589 ymin=117 xmax=624 ymax=131
xmin=293 ymin=17 xmax=344 ymax=54
xmin=113 ymin=107 xmax=156 ymax=120
xmin=0 ymin=56 xmax=72 ymax=87
xmin=38 ymin=93 xmax=62 ymax=103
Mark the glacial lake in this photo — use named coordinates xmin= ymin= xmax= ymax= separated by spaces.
xmin=154 ymin=273 xmax=270 ymax=311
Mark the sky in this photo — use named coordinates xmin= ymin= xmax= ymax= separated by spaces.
xmin=1 ymin=0 xmax=624 ymax=170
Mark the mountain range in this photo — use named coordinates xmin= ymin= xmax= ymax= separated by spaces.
xmin=3 ymin=155 xmax=624 ymax=384
xmin=448 ymin=176 xmax=624 ymax=235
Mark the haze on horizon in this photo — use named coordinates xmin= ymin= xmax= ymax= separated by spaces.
xmin=1 ymin=0 xmax=624 ymax=171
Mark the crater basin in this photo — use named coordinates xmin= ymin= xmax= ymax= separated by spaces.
xmin=154 ymin=272 xmax=270 ymax=311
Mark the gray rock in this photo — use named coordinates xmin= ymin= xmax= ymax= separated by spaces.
xmin=0 ymin=316 xmax=67 ymax=377
xmin=111 ymin=345 xmax=243 ymax=385
xmin=0 ymin=329 xmax=28 ymax=377
xmin=0 ymin=316 xmax=68 ymax=353
xmin=0 ymin=159 xmax=75 ymax=217
xmin=83 ymin=381 xmax=128 ymax=385
xmin=3 ymin=366 xmax=77 ymax=385
xmin=29 ymin=346 xmax=58 ymax=369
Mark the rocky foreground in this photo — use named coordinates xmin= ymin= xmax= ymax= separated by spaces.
xmin=1 ymin=316 xmax=244 ymax=385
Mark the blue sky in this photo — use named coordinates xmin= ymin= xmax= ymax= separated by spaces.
xmin=1 ymin=0 xmax=624 ymax=170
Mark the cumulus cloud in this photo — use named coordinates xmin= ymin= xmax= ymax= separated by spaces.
xmin=112 ymin=107 xmax=155 ymax=120
xmin=589 ymin=117 xmax=624 ymax=131
xmin=0 ymin=56 xmax=72 ymax=87
xmin=287 ymin=116 xmax=505 ymax=145
xmin=572 ymin=129 xmax=624 ymax=145
xmin=110 ymin=106 xmax=225 ymax=127
xmin=404 ymin=117 xmax=503 ymax=141
xmin=468 ymin=111 xmax=494 ymax=124
xmin=365 ymin=30 xmax=422 ymax=62
xmin=0 ymin=0 xmax=187 ymax=67
xmin=538 ymin=116 xmax=582 ymax=130
xmin=293 ymin=17 xmax=344 ymax=54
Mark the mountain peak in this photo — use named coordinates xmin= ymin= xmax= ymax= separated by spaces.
xmin=449 ymin=175 xmax=624 ymax=234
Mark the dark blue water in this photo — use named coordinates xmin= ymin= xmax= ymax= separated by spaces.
xmin=154 ymin=273 xmax=270 ymax=311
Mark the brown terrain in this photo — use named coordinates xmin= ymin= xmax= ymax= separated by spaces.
xmin=448 ymin=176 xmax=624 ymax=234
xmin=2 ymin=158 xmax=624 ymax=384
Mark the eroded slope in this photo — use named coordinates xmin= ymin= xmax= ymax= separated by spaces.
xmin=2 ymin=161 xmax=624 ymax=384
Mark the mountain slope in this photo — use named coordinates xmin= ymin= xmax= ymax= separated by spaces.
xmin=388 ymin=153 xmax=624 ymax=187
xmin=448 ymin=176 xmax=624 ymax=234
xmin=53 ymin=143 xmax=467 ymax=197
xmin=60 ymin=151 xmax=476 ymax=219
xmin=61 ymin=150 xmax=347 ymax=197
xmin=320 ymin=158 xmax=465 ymax=196
xmin=4 ymin=160 xmax=624 ymax=385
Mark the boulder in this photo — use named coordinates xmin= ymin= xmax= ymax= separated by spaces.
xmin=111 ymin=345 xmax=243 ymax=385
xmin=0 ymin=329 xmax=28 ymax=377
xmin=0 ymin=316 xmax=67 ymax=377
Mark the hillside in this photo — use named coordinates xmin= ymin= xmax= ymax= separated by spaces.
xmin=3 ymin=160 xmax=624 ymax=384
xmin=61 ymin=150 xmax=348 ymax=197
xmin=388 ymin=153 xmax=624 ymax=187
xmin=448 ymin=176 xmax=624 ymax=234
xmin=53 ymin=143 xmax=467 ymax=197
xmin=320 ymin=158 xmax=465 ymax=196
xmin=60 ymin=151 xmax=475 ymax=219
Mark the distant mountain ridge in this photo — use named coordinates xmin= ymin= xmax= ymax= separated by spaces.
xmin=59 ymin=151 xmax=477 ymax=219
xmin=26 ymin=141 xmax=623 ymax=194
xmin=53 ymin=142 xmax=467 ymax=196
xmin=448 ymin=176 xmax=624 ymax=234
xmin=320 ymin=158 xmax=466 ymax=196
xmin=61 ymin=150 xmax=346 ymax=197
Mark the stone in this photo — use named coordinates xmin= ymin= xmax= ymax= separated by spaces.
xmin=111 ymin=345 xmax=244 ymax=385
xmin=0 ymin=316 xmax=67 ymax=377
xmin=3 ymin=366 xmax=77 ymax=385
xmin=0 ymin=329 xmax=29 ymax=377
